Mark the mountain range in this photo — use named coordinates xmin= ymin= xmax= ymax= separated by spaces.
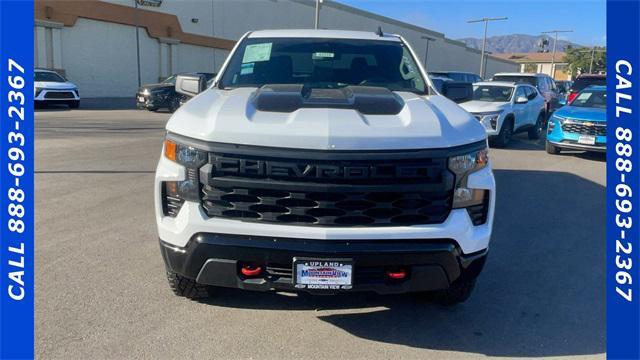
xmin=457 ymin=34 xmax=583 ymax=53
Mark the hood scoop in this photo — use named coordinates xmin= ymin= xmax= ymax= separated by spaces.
xmin=250 ymin=84 xmax=405 ymax=115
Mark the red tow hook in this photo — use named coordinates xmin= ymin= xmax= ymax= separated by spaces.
xmin=240 ymin=264 xmax=263 ymax=277
xmin=386 ymin=269 xmax=407 ymax=280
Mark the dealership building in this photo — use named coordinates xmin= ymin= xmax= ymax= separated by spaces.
xmin=34 ymin=0 xmax=518 ymax=98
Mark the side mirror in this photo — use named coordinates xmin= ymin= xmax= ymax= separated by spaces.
xmin=175 ymin=74 xmax=206 ymax=97
xmin=559 ymin=98 xmax=567 ymax=106
xmin=515 ymin=96 xmax=528 ymax=104
xmin=441 ymin=81 xmax=473 ymax=103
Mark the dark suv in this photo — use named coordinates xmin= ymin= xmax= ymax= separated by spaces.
xmin=136 ymin=72 xmax=215 ymax=112
xmin=491 ymin=73 xmax=561 ymax=116
xmin=566 ymin=74 xmax=606 ymax=104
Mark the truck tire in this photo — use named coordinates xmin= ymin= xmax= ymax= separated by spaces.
xmin=492 ymin=117 xmax=513 ymax=148
xmin=545 ymin=141 xmax=561 ymax=155
xmin=166 ymin=270 xmax=213 ymax=299
xmin=435 ymin=277 xmax=477 ymax=305
xmin=528 ymin=112 xmax=545 ymax=140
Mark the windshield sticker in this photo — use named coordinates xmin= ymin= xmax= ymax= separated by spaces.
xmin=576 ymin=92 xmax=592 ymax=101
xmin=312 ymin=52 xmax=335 ymax=60
xmin=242 ymin=43 xmax=272 ymax=63
xmin=240 ymin=62 xmax=255 ymax=75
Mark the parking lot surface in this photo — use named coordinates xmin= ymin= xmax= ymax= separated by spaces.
xmin=35 ymin=107 xmax=605 ymax=359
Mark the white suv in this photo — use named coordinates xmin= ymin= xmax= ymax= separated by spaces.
xmin=460 ymin=82 xmax=546 ymax=147
xmin=34 ymin=69 xmax=80 ymax=108
xmin=155 ymin=29 xmax=495 ymax=304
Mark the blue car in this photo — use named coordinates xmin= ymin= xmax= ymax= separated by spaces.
xmin=546 ymin=85 xmax=606 ymax=154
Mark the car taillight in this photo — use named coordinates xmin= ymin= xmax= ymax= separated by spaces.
xmin=567 ymin=92 xmax=578 ymax=104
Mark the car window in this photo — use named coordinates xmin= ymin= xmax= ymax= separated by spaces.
xmin=472 ymin=85 xmax=513 ymax=102
xmin=514 ymin=87 xmax=527 ymax=101
xmin=570 ymin=89 xmax=607 ymax=108
xmin=220 ymin=37 xmax=428 ymax=94
xmin=162 ymin=75 xmax=177 ymax=85
xmin=35 ymin=71 xmax=66 ymax=82
xmin=548 ymin=77 xmax=557 ymax=91
xmin=446 ymin=73 xmax=466 ymax=82
xmin=525 ymin=86 xmax=537 ymax=100
xmin=538 ymin=77 xmax=548 ymax=92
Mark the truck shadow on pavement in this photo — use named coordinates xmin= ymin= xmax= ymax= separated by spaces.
xmin=202 ymin=169 xmax=605 ymax=358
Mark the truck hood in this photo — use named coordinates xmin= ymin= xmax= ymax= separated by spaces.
xmin=166 ymin=88 xmax=487 ymax=150
xmin=459 ymin=100 xmax=508 ymax=114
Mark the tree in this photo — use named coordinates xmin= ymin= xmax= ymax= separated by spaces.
xmin=564 ymin=47 xmax=606 ymax=76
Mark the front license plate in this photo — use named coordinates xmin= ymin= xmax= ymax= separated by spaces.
xmin=294 ymin=258 xmax=353 ymax=290
xmin=137 ymin=96 xmax=145 ymax=103
xmin=578 ymin=135 xmax=596 ymax=145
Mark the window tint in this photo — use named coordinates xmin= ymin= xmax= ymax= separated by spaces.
xmin=525 ymin=86 xmax=537 ymax=100
xmin=514 ymin=87 xmax=527 ymax=100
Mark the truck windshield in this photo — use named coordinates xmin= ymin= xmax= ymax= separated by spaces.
xmin=219 ymin=37 xmax=428 ymax=94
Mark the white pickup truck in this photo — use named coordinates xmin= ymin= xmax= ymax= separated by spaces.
xmin=155 ymin=29 xmax=495 ymax=304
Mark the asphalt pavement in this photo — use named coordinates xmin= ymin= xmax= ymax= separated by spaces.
xmin=35 ymin=105 xmax=605 ymax=359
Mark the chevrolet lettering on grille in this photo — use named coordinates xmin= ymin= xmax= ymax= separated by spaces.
xmin=212 ymin=156 xmax=432 ymax=180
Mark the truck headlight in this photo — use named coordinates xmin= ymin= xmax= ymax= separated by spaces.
xmin=161 ymin=137 xmax=207 ymax=216
xmin=448 ymin=147 xmax=489 ymax=209
xmin=35 ymin=87 xmax=43 ymax=97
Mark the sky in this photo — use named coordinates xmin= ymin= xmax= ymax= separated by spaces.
xmin=336 ymin=0 xmax=606 ymax=47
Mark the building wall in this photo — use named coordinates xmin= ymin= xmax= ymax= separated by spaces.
xmin=35 ymin=0 xmax=517 ymax=98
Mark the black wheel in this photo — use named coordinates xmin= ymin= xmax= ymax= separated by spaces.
xmin=147 ymin=106 xmax=158 ymax=112
xmin=545 ymin=141 xmax=561 ymax=154
xmin=166 ymin=270 xmax=213 ymax=299
xmin=492 ymin=118 xmax=513 ymax=148
xmin=68 ymin=100 xmax=80 ymax=109
xmin=435 ymin=277 xmax=477 ymax=306
xmin=528 ymin=113 xmax=545 ymax=140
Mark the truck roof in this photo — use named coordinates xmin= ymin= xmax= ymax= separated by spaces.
xmin=247 ymin=29 xmax=401 ymax=41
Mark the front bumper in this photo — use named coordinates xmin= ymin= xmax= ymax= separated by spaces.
xmin=34 ymin=89 xmax=79 ymax=102
xmin=547 ymin=140 xmax=606 ymax=152
xmin=161 ymin=233 xmax=488 ymax=294
xmin=547 ymin=116 xmax=606 ymax=152
xmin=155 ymin=155 xmax=495 ymax=255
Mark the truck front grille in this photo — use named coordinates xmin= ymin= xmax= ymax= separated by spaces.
xmin=198 ymin=146 xmax=456 ymax=227
xmin=202 ymin=186 xmax=451 ymax=226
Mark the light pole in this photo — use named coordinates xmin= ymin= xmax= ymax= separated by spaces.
xmin=421 ymin=36 xmax=436 ymax=69
xmin=541 ymin=30 xmax=573 ymax=79
xmin=314 ymin=0 xmax=322 ymax=29
xmin=134 ymin=0 xmax=141 ymax=87
xmin=467 ymin=17 xmax=507 ymax=77
xmin=579 ymin=47 xmax=606 ymax=73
